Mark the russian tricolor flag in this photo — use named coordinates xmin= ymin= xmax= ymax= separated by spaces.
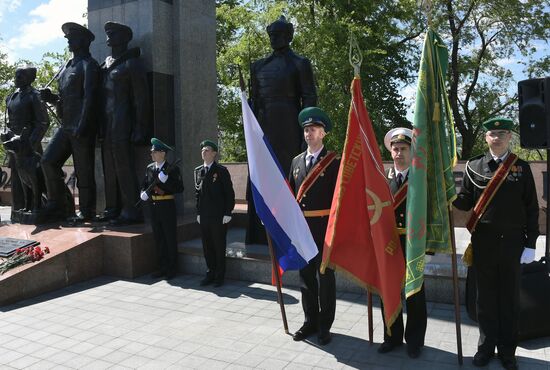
xmin=240 ymin=91 xmax=318 ymax=271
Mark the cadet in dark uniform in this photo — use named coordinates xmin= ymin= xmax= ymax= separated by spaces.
xmin=100 ymin=21 xmax=149 ymax=225
xmin=454 ymin=118 xmax=539 ymax=370
xmin=378 ymin=128 xmax=427 ymax=359
xmin=194 ymin=140 xmax=235 ymax=287
xmin=140 ymin=138 xmax=184 ymax=280
xmin=41 ymin=22 xmax=100 ymax=221
xmin=289 ymin=107 xmax=339 ymax=346
xmin=5 ymin=66 xmax=49 ymax=213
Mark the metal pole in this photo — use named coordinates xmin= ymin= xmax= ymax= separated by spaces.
xmin=266 ymin=232 xmax=289 ymax=334
xmin=367 ymin=291 xmax=374 ymax=344
xmin=448 ymin=207 xmax=464 ymax=365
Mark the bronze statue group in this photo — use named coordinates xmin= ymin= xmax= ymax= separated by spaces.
xmin=3 ymin=17 xmax=539 ymax=370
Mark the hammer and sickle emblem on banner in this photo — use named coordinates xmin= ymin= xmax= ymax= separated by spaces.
xmin=366 ymin=188 xmax=392 ymax=225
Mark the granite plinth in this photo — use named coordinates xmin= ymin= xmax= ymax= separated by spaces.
xmin=0 ymin=216 xmax=200 ymax=306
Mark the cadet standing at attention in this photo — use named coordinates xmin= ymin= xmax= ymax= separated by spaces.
xmin=194 ymin=140 xmax=235 ymax=288
xmin=289 ymin=107 xmax=339 ymax=346
xmin=140 ymin=138 xmax=184 ymax=280
xmin=454 ymin=117 xmax=539 ymax=370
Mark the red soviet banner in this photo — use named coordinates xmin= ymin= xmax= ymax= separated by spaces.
xmin=321 ymin=77 xmax=405 ymax=330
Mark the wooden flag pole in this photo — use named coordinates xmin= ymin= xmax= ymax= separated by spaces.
xmin=266 ymin=232 xmax=289 ymax=334
xmin=367 ymin=291 xmax=374 ymax=344
xmin=448 ymin=207 xmax=464 ymax=364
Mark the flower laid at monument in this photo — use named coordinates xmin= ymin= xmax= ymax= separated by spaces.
xmin=0 ymin=246 xmax=50 ymax=275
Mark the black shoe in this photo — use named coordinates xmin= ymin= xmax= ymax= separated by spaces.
xmin=200 ymin=277 xmax=214 ymax=286
xmin=213 ymin=280 xmax=224 ymax=287
xmin=151 ymin=270 xmax=165 ymax=278
xmin=407 ymin=345 xmax=422 ymax=359
xmin=165 ymin=271 xmax=176 ymax=280
xmin=498 ymin=355 xmax=518 ymax=370
xmin=473 ymin=351 xmax=494 ymax=367
xmin=378 ymin=341 xmax=402 ymax=354
xmin=293 ymin=324 xmax=317 ymax=341
xmin=317 ymin=330 xmax=331 ymax=345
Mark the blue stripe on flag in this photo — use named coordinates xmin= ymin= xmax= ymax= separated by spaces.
xmin=250 ymin=182 xmax=309 ymax=271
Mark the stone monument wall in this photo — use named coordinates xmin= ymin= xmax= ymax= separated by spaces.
xmin=88 ymin=0 xmax=217 ymax=214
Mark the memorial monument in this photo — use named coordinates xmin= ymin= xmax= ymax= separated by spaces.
xmin=40 ymin=22 xmax=99 ymax=222
xmin=247 ymin=15 xmax=318 ymax=244
xmin=98 ymin=21 xmax=149 ymax=225
xmin=3 ymin=66 xmax=49 ymax=221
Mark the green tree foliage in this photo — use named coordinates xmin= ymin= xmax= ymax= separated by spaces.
xmin=216 ymin=0 xmax=419 ymax=161
xmin=425 ymin=0 xmax=550 ymax=158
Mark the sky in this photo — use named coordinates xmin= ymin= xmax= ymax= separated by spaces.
xmin=0 ymin=0 xmax=547 ymax=121
xmin=0 ymin=0 xmax=86 ymax=64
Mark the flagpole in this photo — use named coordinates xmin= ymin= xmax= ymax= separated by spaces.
xmin=448 ymin=207 xmax=463 ymax=364
xmin=367 ymin=290 xmax=374 ymax=344
xmin=266 ymin=232 xmax=289 ymax=334
xmin=349 ymin=30 xmax=375 ymax=345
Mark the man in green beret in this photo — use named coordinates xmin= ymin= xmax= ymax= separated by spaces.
xmin=454 ymin=117 xmax=539 ymax=370
xmin=140 ymin=138 xmax=184 ymax=279
xmin=288 ymin=106 xmax=339 ymax=345
xmin=194 ymin=140 xmax=235 ymax=287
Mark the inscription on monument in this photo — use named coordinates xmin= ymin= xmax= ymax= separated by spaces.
xmin=0 ymin=238 xmax=38 ymax=257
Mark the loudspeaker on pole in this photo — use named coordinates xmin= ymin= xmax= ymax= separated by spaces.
xmin=518 ymin=77 xmax=550 ymax=149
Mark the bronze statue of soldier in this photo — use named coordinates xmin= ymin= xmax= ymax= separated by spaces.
xmin=40 ymin=22 xmax=100 ymax=222
xmin=4 ymin=66 xmax=49 ymax=220
xmin=246 ymin=15 xmax=317 ymax=244
xmin=98 ymin=21 xmax=149 ymax=225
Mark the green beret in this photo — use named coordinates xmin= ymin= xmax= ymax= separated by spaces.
xmin=200 ymin=139 xmax=218 ymax=152
xmin=482 ymin=117 xmax=515 ymax=131
xmin=151 ymin=137 xmax=173 ymax=152
xmin=298 ymin=107 xmax=332 ymax=132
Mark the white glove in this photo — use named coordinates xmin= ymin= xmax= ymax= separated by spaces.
xmin=520 ymin=247 xmax=536 ymax=264
xmin=158 ymin=171 xmax=168 ymax=183
xmin=140 ymin=191 xmax=149 ymax=201
xmin=196 ymin=215 xmax=200 ymax=224
xmin=222 ymin=215 xmax=232 ymax=224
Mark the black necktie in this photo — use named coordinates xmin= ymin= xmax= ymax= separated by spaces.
xmin=396 ymin=173 xmax=403 ymax=188
xmin=306 ymin=155 xmax=315 ymax=173
xmin=495 ymin=159 xmax=502 ymax=166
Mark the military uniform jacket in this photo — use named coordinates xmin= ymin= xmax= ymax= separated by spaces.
xmin=453 ymin=152 xmax=539 ymax=248
xmin=6 ymin=86 xmax=49 ymax=146
xmin=57 ymin=54 xmax=100 ymax=135
xmin=194 ymin=162 xmax=235 ymax=224
xmin=386 ymin=167 xmax=408 ymax=230
xmin=100 ymin=48 xmax=149 ymax=143
xmin=288 ymin=148 xmax=339 ymax=246
xmin=141 ymin=161 xmax=184 ymax=198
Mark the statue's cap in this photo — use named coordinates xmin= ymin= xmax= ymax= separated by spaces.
xmin=151 ymin=137 xmax=173 ymax=152
xmin=384 ymin=127 xmax=413 ymax=151
xmin=482 ymin=117 xmax=515 ymax=131
xmin=298 ymin=107 xmax=332 ymax=132
xmin=266 ymin=16 xmax=294 ymax=38
xmin=200 ymin=140 xmax=218 ymax=152
xmin=62 ymin=22 xmax=95 ymax=42
xmin=104 ymin=21 xmax=133 ymax=41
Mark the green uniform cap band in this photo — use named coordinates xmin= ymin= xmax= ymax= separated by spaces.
xmin=482 ymin=117 xmax=515 ymax=131
xmin=298 ymin=106 xmax=332 ymax=132
xmin=200 ymin=139 xmax=218 ymax=152
xmin=151 ymin=137 xmax=173 ymax=152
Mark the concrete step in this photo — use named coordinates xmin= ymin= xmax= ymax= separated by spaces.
xmin=178 ymin=227 xmax=548 ymax=304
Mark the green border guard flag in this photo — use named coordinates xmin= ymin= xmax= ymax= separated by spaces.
xmin=405 ymin=29 xmax=457 ymax=298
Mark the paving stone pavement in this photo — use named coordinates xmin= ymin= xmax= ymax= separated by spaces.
xmin=0 ymin=274 xmax=548 ymax=369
